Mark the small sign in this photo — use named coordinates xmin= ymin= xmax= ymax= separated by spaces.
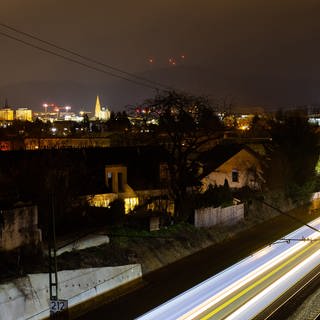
xmin=50 ymin=299 xmax=68 ymax=313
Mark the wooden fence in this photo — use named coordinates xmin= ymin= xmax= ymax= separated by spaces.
xmin=194 ymin=203 xmax=244 ymax=228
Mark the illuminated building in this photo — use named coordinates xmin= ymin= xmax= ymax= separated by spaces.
xmin=94 ymin=95 xmax=111 ymax=121
xmin=88 ymin=164 xmax=139 ymax=213
xmin=200 ymin=144 xmax=264 ymax=191
xmin=94 ymin=95 xmax=101 ymax=118
xmin=0 ymin=108 xmax=14 ymax=121
xmin=16 ymin=108 xmax=33 ymax=121
xmin=87 ymin=161 xmax=174 ymax=215
xmin=99 ymin=108 xmax=111 ymax=121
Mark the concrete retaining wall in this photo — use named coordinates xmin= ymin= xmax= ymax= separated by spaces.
xmin=0 ymin=264 xmax=142 ymax=320
xmin=0 ymin=205 xmax=42 ymax=251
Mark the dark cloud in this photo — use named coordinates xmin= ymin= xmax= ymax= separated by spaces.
xmin=0 ymin=0 xmax=320 ymax=111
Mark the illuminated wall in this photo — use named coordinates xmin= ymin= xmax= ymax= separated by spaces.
xmin=16 ymin=108 xmax=33 ymax=121
xmin=0 ymin=108 xmax=14 ymax=121
xmin=87 ymin=194 xmax=139 ymax=214
xmin=98 ymin=108 xmax=111 ymax=121
xmin=124 ymin=197 xmax=139 ymax=213
xmin=87 ymin=193 xmax=117 ymax=208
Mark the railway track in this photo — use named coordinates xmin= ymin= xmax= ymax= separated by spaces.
xmin=254 ymin=263 xmax=320 ymax=320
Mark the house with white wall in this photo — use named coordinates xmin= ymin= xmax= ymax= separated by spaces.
xmin=200 ymin=144 xmax=265 ymax=191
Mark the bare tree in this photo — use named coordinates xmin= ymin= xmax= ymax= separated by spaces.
xmin=144 ymin=90 xmax=224 ymax=221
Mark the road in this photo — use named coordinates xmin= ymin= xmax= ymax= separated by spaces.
xmin=137 ymin=217 xmax=320 ymax=320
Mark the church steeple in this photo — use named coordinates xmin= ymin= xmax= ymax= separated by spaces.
xmin=95 ymin=95 xmax=101 ymax=119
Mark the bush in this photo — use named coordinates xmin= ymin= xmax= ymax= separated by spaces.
xmin=194 ymin=181 xmax=233 ymax=209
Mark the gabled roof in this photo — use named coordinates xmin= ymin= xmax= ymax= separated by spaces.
xmin=199 ymin=143 xmax=261 ymax=177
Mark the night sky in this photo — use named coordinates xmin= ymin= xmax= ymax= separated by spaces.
xmin=1 ymin=0 xmax=320 ymax=112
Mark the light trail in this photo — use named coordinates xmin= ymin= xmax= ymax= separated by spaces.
xmin=136 ymin=217 xmax=320 ymax=320
xmin=178 ymin=241 xmax=306 ymax=320
xmin=225 ymin=247 xmax=320 ymax=320
xmin=200 ymin=241 xmax=319 ymax=319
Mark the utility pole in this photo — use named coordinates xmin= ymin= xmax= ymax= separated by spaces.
xmin=48 ymin=192 xmax=68 ymax=319
xmin=48 ymin=192 xmax=58 ymax=319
